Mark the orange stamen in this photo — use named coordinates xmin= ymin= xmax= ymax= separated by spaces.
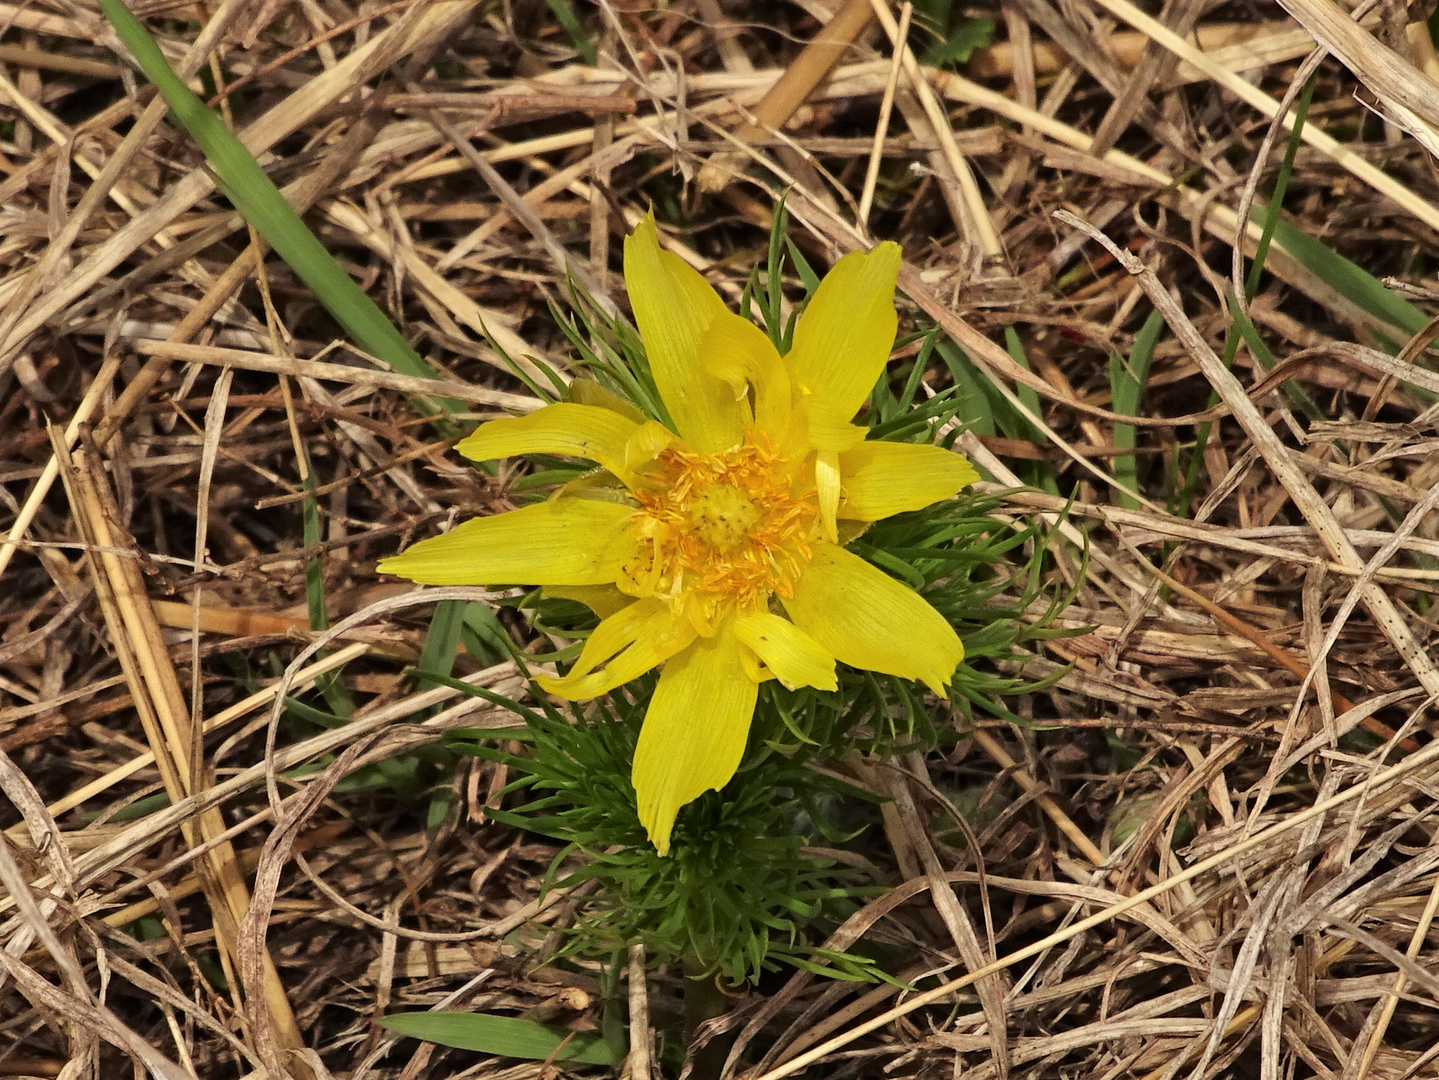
xmin=628 ymin=433 xmax=818 ymax=625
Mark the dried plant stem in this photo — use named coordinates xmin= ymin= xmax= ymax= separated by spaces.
xmin=969 ymin=729 xmax=1105 ymax=867
xmin=696 ymin=0 xmax=875 ymax=193
xmin=53 ymin=433 xmax=312 ymax=1077
xmin=1354 ymin=866 xmax=1439 ymax=1074
xmin=12 ymin=643 xmax=370 ymax=830
xmin=856 ymin=1 xmax=910 ymax=232
xmin=1089 ymin=0 xmax=1439 ymax=235
xmin=753 ymin=733 xmax=1439 ymax=1080
xmin=626 ymin=944 xmax=652 ymax=1080
xmin=1061 ymin=210 xmax=1439 ymax=702
xmin=866 ymin=0 xmax=1002 ymax=259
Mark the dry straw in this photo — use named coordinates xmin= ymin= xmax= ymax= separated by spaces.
xmin=5 ymin=0 xmax=1439 ymax=1077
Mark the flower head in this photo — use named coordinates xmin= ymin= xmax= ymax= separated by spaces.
xmin=379 ymin=214 xmax=978 ymax=854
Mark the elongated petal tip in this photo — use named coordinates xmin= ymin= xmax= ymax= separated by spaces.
xmin=536 ymin=599 xmax=695 ymax=701
xmin=785 ymin=242 xmax=902 ymax=423
xmin=631 ymin=628 xmax=758 ymax=855
xmin=454 ymin=403 xmax=640 ymax=481
xmin=623 ymin=212 xmax=746 ymax=452
xmin=732 ymin=612 xmax=837 ymax=691
xmin=783 ymin=544 xmax=962 ymax=697
xmin=377 ymin=500 xmax=636 ymax=587
xmin=838 ymin=441 xmax=980 ymax=522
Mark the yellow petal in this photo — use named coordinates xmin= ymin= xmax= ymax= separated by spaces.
xmin=782 ymin=544 xmax=961 ymax=696
xmin=456 ymin=403 xmax=640 ymax=481
xmin=623 ymin=213 xmax=747 ymax=453
xmin=568 ymin=377 xmax=647 ymax=423
xmin=631 ymin=625 xmax=758 ymax=855
xmin=377 ymin=499 xmax=634 ymax=586
xmin=784 ymin=241 xmax=901 ymax=424
xmin=803 ymin=408 xmax=869 ymax=453
xmin=774 ymin=396 xmax=867 ymax=464
xmin=839 ymin=441 xmax=980 ymax=521
xmin=815 ymin=450 xmax=840 ymax=543
xmin=540 ymin=584 xmax=633 ymax=619
xmin=698 ymin=311 xmax=791 ymax=436
xmin=537 ymin=598 xmax=695 ymax=699
xmin=732 ymin=612 xmax=837 ymax=690
xmin=623 ymin=420 xmax=679 ymax=476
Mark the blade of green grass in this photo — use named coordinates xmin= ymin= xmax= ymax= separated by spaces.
xmin=415 ymin=600 xmax=468 ymax=692
xmin=1109 ymin=308 xmax=1162 ymax=510
xmin=1228 ymin=299 xmax=1327 ymax=424
xmin=1236 ymin=72 xmax=1423 ymax=341
xmin=999 ymin=329 xmax=1058 ymax=494
xmin=299 ymin=469 xmax=356 ymax=719
xmin=461 ymin=602 xmax=515 ymax=665
xmin=544 ymin=0 xmax=597 ymax=64
xmin=381 ymin=1012 xmax=620 ymax=1066
xmin=934 ymin=339 xmax=996 ymax=438
xmin=1174 ymin=69 xmax=1317 ymax=514
xmin=1262 ymin=215 xmax=1426 ymax=337
xmin=98 ymin=0 xmax=465 ymax=431
xmin=1003 ymin=327 xmax=1046 ymax=445
xmin=1244 ymin=75 xmax=1315 ymax=304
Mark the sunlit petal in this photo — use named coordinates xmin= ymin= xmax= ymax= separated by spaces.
xmin=377 ymin=499 xmax=635 ymax=586
xmin=568 ymin=378 xmax=647 ymax=423
xmin=698 ymin=312 xmax=791 ymax=435
xmin=456 ymin=403 xmax=640 ymax=481
xmin=783 ymin=242 xmax=901 ymax=423
xmin=623 ymin=421 xmax=679 ymax=477
xmin=804 ymin=409 xmax=869 ymax=453
xmin=537 ymin=598 xmax=695 ymax=699
xmin=815 ymin=450 xmax=840 ymax=543
xmin=732 ymin=612 xmax=836 ymax=690
xmin=623 ymin=212 xmax=747 ymax=452
xmin=631 ymin=625 xmax=758 ymax=855
xmin=775 ymin=396 xmax=867 ymax=463
xmin=782 ymin=544 xmax=962 ymax=696
xmin=540 ymin=584 xmax=633 ymax=619
xmin=839 ymin=441 xmax=980 ymax=521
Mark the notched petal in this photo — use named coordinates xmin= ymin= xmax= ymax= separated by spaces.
xmin=784 ymin=242 xmax=901 ymax=423
xmin=732 ymin=612 xmax=837 ymax=690
xmin=697 ymin=312 xmax=791 ymax=435
xmin=624 ymin=212 xmax=747 ymax=452
xmin=537 ymin=598 xmax=694 ymax=699
xmin=456 ymin=403 xmax=640 ymax=481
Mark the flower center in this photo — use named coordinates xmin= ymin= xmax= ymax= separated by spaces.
xmin=625 ymin=434 xmax=817 ymax=623
xmin=685 ymin=485 xmax=760 ymax=551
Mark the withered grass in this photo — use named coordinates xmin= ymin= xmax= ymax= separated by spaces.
xmin=4 ymin=0 xmax=1439 ymax=1077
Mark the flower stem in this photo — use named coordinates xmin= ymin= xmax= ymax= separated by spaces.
xmin=683 ymin=959 xmax=731 ymax=1080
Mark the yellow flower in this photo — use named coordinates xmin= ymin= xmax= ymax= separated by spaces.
xmin=379 ymin=214 xmax=978 ymax=854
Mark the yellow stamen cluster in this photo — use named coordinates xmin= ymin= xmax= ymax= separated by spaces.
xmin=625 ymin=434 xmax=818 ymax=625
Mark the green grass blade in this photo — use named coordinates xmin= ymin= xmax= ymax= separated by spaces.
xmin=415 ymin=600 xmax=467 ymax=691
xmin=1109 ymin=308 xmax=1162 ymax=510
xmin=98 ymin=0 xmax=465 ymax=429
xmin=1229 ymin=299 xmax=1327 ymax=423
xmin=1003 ymin=327 xmax=1046 ymax=445
xmin=1263 ymin=214 xmax=1426 ymax=336
xmin=1245 ymin=75 xmax=1315 ymax=302
xmin=299 ymin=469 xmax=356 ymax=718
xmin=381 ymin=1012 xmax=620 ymax=1066
xmin=934 ymin=339 xmax=996 ymax=437
xmin=544 ymin=0 xmax=597 ymax=64
xmin=301 ymin=477 xmax=328 ymax=633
